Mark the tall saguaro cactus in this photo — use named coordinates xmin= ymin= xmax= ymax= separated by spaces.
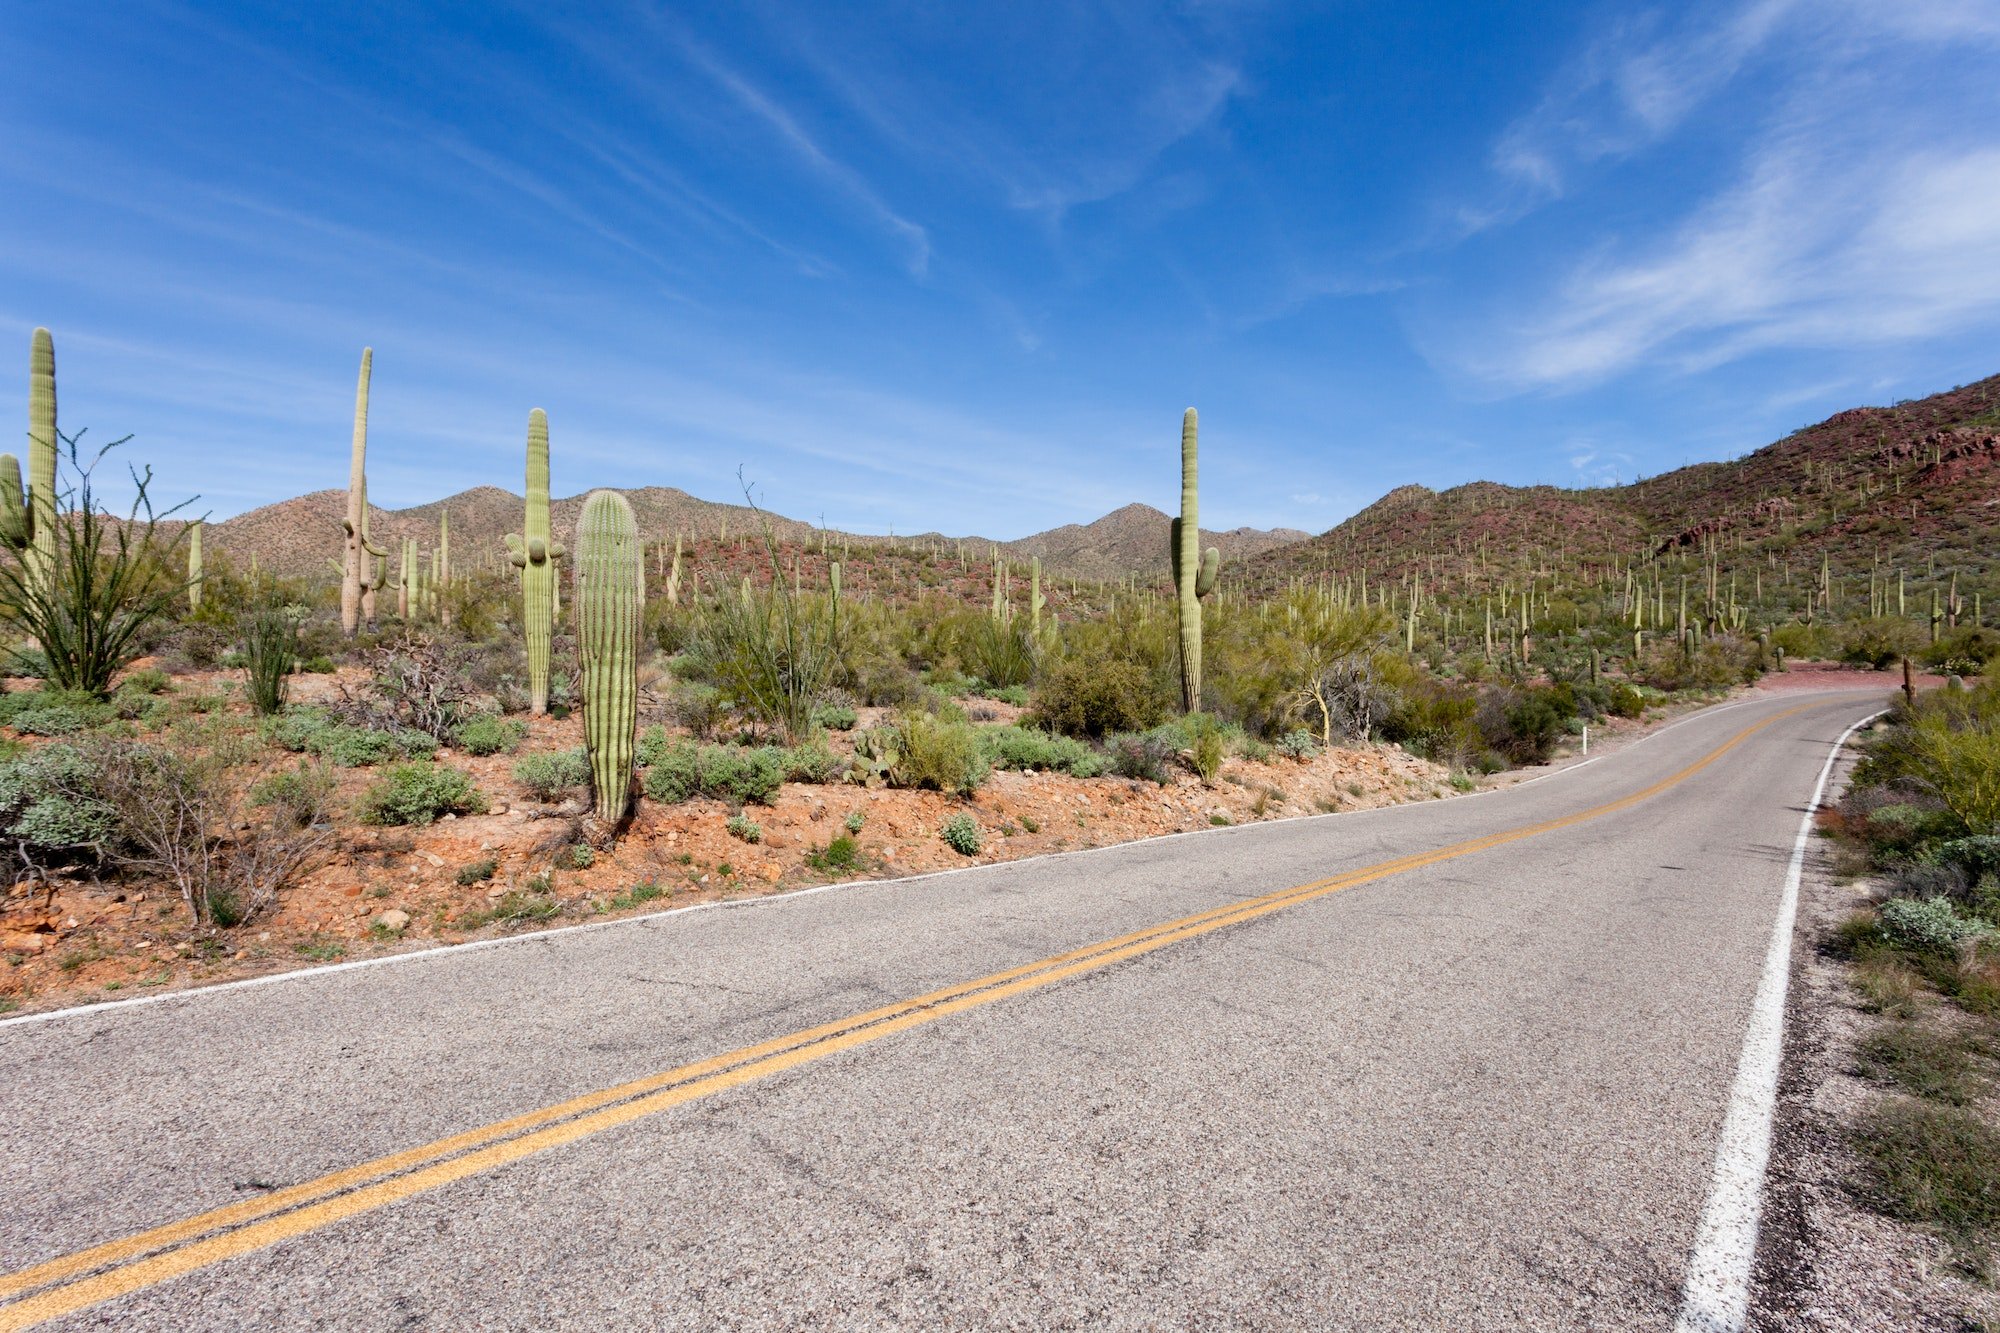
xmin=187 ymin=520 xmax=203 ymax=613
xmin=576 ymin=490 xmax=642 ymax=824
xmin=25 ymin=328 xmax=57 ymax=593
xmin=504 ymin=409 xmax=564 ymax=714
xmin=340 ymin=349 xmax=388 ymax=635
xmin=1170 ymin=408 xmax=1219 ymax=713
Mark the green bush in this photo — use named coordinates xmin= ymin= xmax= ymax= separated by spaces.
xmin=1608 ymin=683 xmax=1647 ymax=718
xmin=0 ymin=743 xmax=113 ymax=856
xmin=1187 ymin=713 xmax=1225 ymax=783
xmin=843 ymin=810 xmax=865 ymax=834
xmin=513 ymin=747 xmax=593 ymax=802
xmin=889 ymin=711 xmax=988 ymax=795
xmin=1030 ymin=658 xmax=1169 ymax=739
xmin=118 ymin=668 xmax=171 ymax=696
xmin=978 ymin=726 xmax=1105 ymax=778
xmin=807 ymin=833 xmax=859 ymax=872
xmin=357 ymin=763 xmax=486 ymax=826
xmin=1275 ymin=730 xmax=1320 ymax=760
xmin=1839 ymin=618 xmax=1925 ymax=671
xmin=0 ymin=687 xmax=115 ymax=736
xmin=1107 ymin=729 xmax=1177 ymax=783
xmin=266 ymin=709 xmax=436 ymax=767
xmin=454 ymin=714 xmax=528 ymax=756
xmin=726 ymin=814 xmax=763 ymax=843
xmin=940 ymin=813 xmax=982 ymax=856
xmin=455 ymin=858 xmax=498 ymax=886
xmin=811 ymin=702 xmax=858 ymax=731
xmin=1877 ymin=897 xmax=1992 ymax=953
xmin=1908 ymin=711 xmax=2000 ymax=836
xmin=782 ymin=738 xmax=845 ymax=785
xmin=642 ymin=740 xmax=786 ymax=806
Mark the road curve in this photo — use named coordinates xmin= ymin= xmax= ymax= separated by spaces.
xmin=0 ymin=689 xmax=1888 ymax=1331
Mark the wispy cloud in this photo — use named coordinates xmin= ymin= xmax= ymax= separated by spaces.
xmin=1438 ymin=0 xmax=2000 ymax=391
xmin=666 ymin=36 xmax=932 ymax=277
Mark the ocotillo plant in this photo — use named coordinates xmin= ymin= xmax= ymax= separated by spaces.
xmin=187 ymin=520 xmax=203 ymax=613
xmin=576 ymin=490 xmax=642 ymax=824
xmin=25 ymin=328 xmax=56 ymax=593
xmin=504 ymin=409 xmax=564 ymax=713
xmin=1170 ymin=408 xmax=1219 ymax=713
xmin=340 ymin=349 xmax=388 ymax=635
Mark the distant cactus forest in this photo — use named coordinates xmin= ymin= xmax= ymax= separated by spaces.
xmin=1 ymin=327 xmax=1995 ymax=1009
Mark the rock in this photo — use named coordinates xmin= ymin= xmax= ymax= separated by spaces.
xmin=377 ymin=909 xmax=411 ymax=932
xmin=0 ymin=931 xmax=46 ymax=954
xmin=421 ymin=853 xmax=445 ymax=868
xmin=441 ymin=813 xmax=457 ymax=822
xmin=486 ymin=886 xmax=507 ymax=899
xmin=759 ymin=864 xmax=781 ymax=882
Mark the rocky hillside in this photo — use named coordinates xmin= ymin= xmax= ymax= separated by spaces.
xmin=1246 ymin=371 xmax=2000 ymax=593
xmin=207 ymin=487 xmax=1305 ymax=586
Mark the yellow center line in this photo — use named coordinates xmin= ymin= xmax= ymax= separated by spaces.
xmin=0 ymin=704 xmax=1812 ymax=1330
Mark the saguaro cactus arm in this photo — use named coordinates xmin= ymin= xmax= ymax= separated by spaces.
xmin=0 ymin=454 xmax=29 ymax=551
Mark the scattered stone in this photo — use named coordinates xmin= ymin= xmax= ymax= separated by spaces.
xmin=0 ymin=931 xmax=46 ymax=954
xmin=421 ymin=853 xmax=445 ymax=868
xmin=377 ymin=909 xmax=411 ymax=932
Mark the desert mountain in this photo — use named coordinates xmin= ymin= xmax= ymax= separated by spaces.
xmin=1247 ymin=372 xmax=2000 ymax=593
xmin=206 ymin=486 xmax=1305 ymax=586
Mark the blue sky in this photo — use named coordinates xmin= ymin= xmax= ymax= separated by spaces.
xmin=3 ymin=1 xmax=1997 ymax=536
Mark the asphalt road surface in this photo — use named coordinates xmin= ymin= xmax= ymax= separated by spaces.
xmin=0 ymin=689 xmax=1887 ymax=1331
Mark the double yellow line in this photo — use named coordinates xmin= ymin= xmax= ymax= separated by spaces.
xmin=0 ymin=704 xmax=1807 ymax=1330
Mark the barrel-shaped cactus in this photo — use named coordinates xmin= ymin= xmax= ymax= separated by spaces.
xmin=504 ymin=409 xmax=565 ymax=713
xmin=576 ymin=489 xmax=642 ymax=824
xmin=1170 ymin=408 xmax=1219 ymax=713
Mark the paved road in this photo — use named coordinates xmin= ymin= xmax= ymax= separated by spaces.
xmin=0 ymin=690 xmax=1886 ymax=1330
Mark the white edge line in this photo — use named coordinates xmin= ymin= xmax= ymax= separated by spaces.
xmin=1671 ymin=705 xmax=1886 ymax=1333
xmin=0 ymin=691 xmax=1878 ymax=1033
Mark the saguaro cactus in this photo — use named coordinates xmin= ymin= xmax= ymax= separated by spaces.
xmin=340 ymin=349 xmax=388 ymax=635
xmin=504 ymin=409 xmax=564 ymax=714
xmin=576 ymin=490 xmax=643 ymax=824
xmin=1030 ymin=556 xmax=1047 ymax=635
xmin=1170 ymin=408 xmax=1219 ymax=713
xmin=187 ymin=520 xmax=203 ymax=613
xmin=25 ymin=328 xmax=56 ymax=592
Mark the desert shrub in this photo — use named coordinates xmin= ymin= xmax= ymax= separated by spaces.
xmin=1187 ymin=712 xmax=1226 ymax=783
xmin=782 ymin=738 xmax=844 ymax=785
xmin=665 ymin=681 xmax=729 ymax=740
xmin=807 ymin=833 xmax=860 ymax=872
xmin=1839 ymin=618 xmax=1925 ymax=671
xmin=1907 ymin=710 xmax=2000 ymax=836
xmin=513 ymin=747 xmax=593 ymax=802
xmin=726 ymin=814 xmax=763 ymax=844
xmin=1924 ymin=627 xmax=2000 ymax=677
xmin=960 ymin=617 xmax=1038 ymax=690
xmin=978 ymin=726 xmax=1104 ymax=777
xmin=1608 ymin=683 xmax=1647 ymax=718
xmin=811 ymin=702 xmax=858 ymax=731
xmin=454 ymin=714 xmax=527 ymax=756
xmin=940 ymin=813 xmax=983 ymax=856
xmin=641 ymin=740 xmax=786 ymax=806
xmin=242 ymin=608 xmax=299 ymax=716
xmin=1382 ymin=674 xmax=1482 ymax=767
xmin=456 ymin=858 xmax=498 ymax=886
xmin=0 ymin=436 xmax=195 ymax=698
xmin=887 ymin=711 xmax=988 ymax=795
xmin=1031 ymin=658 xmax=1168 ymax=740
xmin=1107 ymin=728 xmax=1177 ymax=783
xmin=246 ymin=761 xmax=336 ymax=829
xmin=844 ymin=810 xmax=865 ymax=834
xmin=118 ymin=667 xmax=171 ymax=696
xmin=1490 ymin=684 xmax=1576 ymax=764
xmin=0 ymin=743 xmax=114 ymax=863
xmin=1877 ymin=897 xmax=1992 ymax=953
xmin=348 ymin=634 xmax=482 ymax=742
xmin=3 ymin=645 xmax=48 ymax=679
xmin=267 ymin=709 xmax=436 ymax=767
xmin=688 ymin=570 xmax=842 ymax=743
xmin=357 ymin=763 xmax=486 ymax=827
xmin=1275 ymin=729 xmax=1320 ymax=760
xmin=555 ymin=843 xmax=595 ymax=870
xmin=0 ymin=687 xmax=115 ymax=736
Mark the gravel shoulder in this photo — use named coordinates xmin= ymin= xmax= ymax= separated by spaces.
xmin=1754 ymin=731 xmax=2000 ymax=1332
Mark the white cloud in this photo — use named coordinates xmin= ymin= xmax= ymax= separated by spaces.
xmin=1443 ymin=0 xmax=2000 ymax=390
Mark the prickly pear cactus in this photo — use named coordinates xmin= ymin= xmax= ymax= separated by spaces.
xmin=575 ymin=490 xmax=642 ymax=824
xmin=505 ymin=409 xmax=565 ymax=714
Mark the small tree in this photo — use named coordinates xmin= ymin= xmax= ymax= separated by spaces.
xmin=0 ymin=432 xmax=197 ymax=697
